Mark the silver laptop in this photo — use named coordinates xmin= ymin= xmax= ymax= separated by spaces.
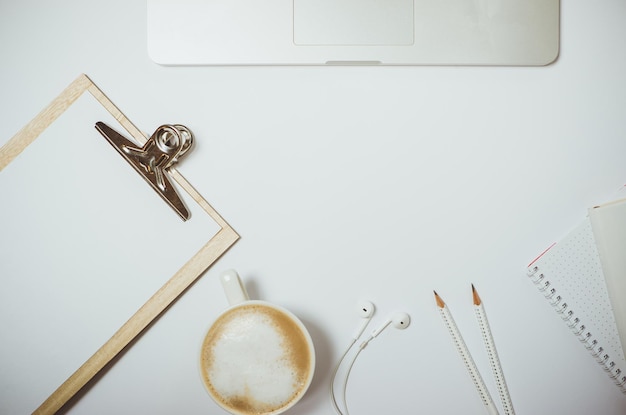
xmin=147 ymin=0 xmax=560 ymax=66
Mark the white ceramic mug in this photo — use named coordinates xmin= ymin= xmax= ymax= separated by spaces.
xmin=199 ymin=270 xmax=315 ymax=415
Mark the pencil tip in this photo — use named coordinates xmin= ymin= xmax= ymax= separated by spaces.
xmin=434 ymin=291 xmax=445 ymax=308
xmin=471 ymin=284 xmax=481 ymax=305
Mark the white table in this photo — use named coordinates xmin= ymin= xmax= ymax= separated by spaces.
xmin=1 ymin=1 xmax=625 ymax=413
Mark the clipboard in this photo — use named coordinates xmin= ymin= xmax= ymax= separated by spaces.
xmin=0 ymin=74 xmax=239 ymax=414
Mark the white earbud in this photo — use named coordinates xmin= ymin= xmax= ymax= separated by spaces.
xmin=352 ymin=300 xmax=375 ymax=340
xmin=361 ymin=312 xmax=410 ymax=348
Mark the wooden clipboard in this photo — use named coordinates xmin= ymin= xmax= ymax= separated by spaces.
xmin=0 ymin=74 xmax=239 ymax=414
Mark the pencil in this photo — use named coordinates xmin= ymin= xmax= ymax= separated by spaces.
xmin=472 ymin=285 xmax=515 ymax=415
xmin=434 ymin=291 xmax=500 ymax=415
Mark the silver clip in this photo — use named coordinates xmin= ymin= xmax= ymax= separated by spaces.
xmin=95 ymin=122 xmax=194 ymax=221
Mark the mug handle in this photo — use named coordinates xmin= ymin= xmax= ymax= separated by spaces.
xmin=220 ymin=269 xmax=250 ymax=306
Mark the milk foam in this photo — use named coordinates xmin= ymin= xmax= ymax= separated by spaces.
xmin=201 ymin=304 xmax=312 ymax=414
xmin=210 ymin=313 xmax=297 ymax=405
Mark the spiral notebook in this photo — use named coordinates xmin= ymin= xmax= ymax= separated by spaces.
xmin=527 ymin=197 xmax=626 ymax=394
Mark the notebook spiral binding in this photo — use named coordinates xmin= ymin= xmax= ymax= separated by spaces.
xmin=527 ymin=266 xmax=626 ymax=393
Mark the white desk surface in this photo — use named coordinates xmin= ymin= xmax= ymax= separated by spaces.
xmin=1 ymin=1 xmax=626 ymax=414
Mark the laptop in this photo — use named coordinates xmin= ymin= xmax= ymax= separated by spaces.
xmin=147 ymin=0 xmax=560 ymax=66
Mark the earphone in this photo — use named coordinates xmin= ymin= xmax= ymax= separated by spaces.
xmin=331 ymin=301 xmax=375 ymax=414
xmin=330 ymin=301 xmax=410 ymax=415
xmin=360 ymin=311 xmax=411 ymax=348
xmin=351 ymin=300 xmax=375 ymax=340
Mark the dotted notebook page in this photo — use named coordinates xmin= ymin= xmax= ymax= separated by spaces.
xmin=590 ymin=199 xmax=626 ymax=358
xmin=528 ymin=218 xmax=626 ymax=388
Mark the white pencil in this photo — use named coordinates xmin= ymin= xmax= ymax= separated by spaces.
xmin=435 ymin=291 xmax=500 ymax=415
xmin=472 ymin=285 xmax=515 ymax=415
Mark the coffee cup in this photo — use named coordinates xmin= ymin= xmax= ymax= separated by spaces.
xmin=199 ymin=269 xmax=316 ymax=415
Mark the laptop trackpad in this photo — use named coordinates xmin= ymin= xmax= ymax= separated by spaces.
xmin=293 ymin=0 xmax=414 ymax=46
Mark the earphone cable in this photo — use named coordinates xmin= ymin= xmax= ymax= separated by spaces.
xmin=341 ymin=341 xmax=367 ymax=415
xmin=330 ymin=338 xmax=356 ymax=415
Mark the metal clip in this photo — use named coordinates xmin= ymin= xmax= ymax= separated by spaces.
xmin=95 ymin=122 xmax=194 ymax=221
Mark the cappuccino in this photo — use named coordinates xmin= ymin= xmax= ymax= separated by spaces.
xmin=200 ymin=302 xmax=314 ymax=415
